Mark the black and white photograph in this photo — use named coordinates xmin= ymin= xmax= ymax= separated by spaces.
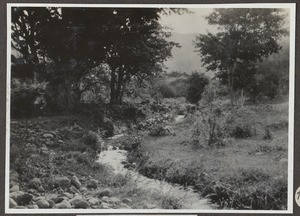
xmin=5 ymin=3 xmax=295 ymax=214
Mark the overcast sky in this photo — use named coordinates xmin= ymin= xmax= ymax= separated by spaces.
xmin=159 ymin=8 xmax=217 ymax=34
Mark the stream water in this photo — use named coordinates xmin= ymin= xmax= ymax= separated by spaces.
xmin=97 ymin=142 xmax=214 ymax=209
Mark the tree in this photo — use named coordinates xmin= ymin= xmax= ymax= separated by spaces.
xmin=186 ymin=72 xmax=209 ymax=104
xmin=194 ymin=8 xmax=288 ymax=105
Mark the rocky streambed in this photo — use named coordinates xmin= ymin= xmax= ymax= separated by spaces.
xmin=97 ymin=144 xmax=214 ymax=209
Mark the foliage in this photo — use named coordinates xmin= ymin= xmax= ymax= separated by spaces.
xmin=186 ymin=72 xmax=209 ymax=104
xmin=158 ymin=83 xmax=176 ymax=98
xmin=195 ymin=8 xmax=288 ymax=105
xmin=11 ymin=78 xmax=48 ymax=118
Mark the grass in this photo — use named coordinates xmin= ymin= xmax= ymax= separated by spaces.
xmin=128 ymin=101 xmax=289 ymax=210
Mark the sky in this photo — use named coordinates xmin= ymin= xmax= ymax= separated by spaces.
xmin=159 ymin=8 xmax=217 ymax=34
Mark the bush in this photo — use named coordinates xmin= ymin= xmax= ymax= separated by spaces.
xmin=11 ymin=78 xmax=48 ymax=118
xmin=82 ymin=131 xmax=103 ymax=152
xmin=186 ymin=72 xmax=209 ymax=104
xmin=158 ymin=83 xmax=176 ymax=98
xmin=121 ymin=135 xmax=142 ymax=151
xmin=226 ymin=107 xmax=258 ymax=138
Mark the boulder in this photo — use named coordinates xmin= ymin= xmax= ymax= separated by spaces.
xmin=43 ymin=133 xmax=54 ymax=139
xmin=14 ymin=206 xmax=27 ymax=209
xmin=143 ymin=203 xmax=157 ymax=209
xmin=36 ymin=199 xmax=50 ymax=208
xmin=98 ymin=188 xmax=112 ymax=197
xmin=69 ymin=195 xmax=83 ymax=205
xmin=48 ymin=200 xmax=55 ymax=208
xmin=52 ymin=197 xmax=65 ymax=204
xmin=74 ymin=200 xmax=90 ymax=209
xmin=52 ymin=200 xmax=71 ymax=209
xmin=122 ymin=198 xmax=132 ymax=205
xmin=10 ymin=185 xmax=19 ymax=192
xmin=29 ymin=178 xmax=42 ymax=189
xmin=27 ymin=204 xmax=39 ymax=209
xmin=100 ymin=202 xmax=110 ymax=209
xmin=88 ymin=198 xmax=100 ymax=206
xmin=63 ymin=192 xmax=73 ymax=199
xmin=107 ymin=197 xmax=120 ymax=204
xmin=71 ymin=175 xmax=81 ymax=189
xmin=68 ymin=185 xmax=80 ymax=194
xmin=101 ymin=196 xmax=109 ymax=203
xmin=87 ymin=179 xmax=98 ymax=189
xmin=9 ymin=198 xmax=18 ymax=208
xmin=10 ymin=191 xmax=33 ymax=206
xmin=119 ymin=203 xmax=131 ymax=209
xmin=53 ymin=176 xmax=70 ymax=188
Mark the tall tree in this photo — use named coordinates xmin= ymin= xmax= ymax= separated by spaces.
xmin=194 ymin=8 xmax=288 ymax=105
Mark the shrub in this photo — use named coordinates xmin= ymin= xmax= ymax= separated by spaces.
xmin=82 ymin=131 xmax=103 ymax=152
xmin=121 ymin=135 xmax=142 ymax=151
xmin=11 ymin=78 xmax=48 ymax=118
xmin=186 ymin=72 xmax=209 ymax=104
xmin=158 ymin=83 xmax=176 ymax=98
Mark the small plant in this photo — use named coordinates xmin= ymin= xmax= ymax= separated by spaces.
xmin=263 ymin=126 xmax=273 ymax=140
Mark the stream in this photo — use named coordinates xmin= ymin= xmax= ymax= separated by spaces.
xmin=97 ymin=141 xmax=214 ymax=209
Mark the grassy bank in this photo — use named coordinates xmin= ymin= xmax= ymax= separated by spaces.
xmin=127 ymin=102 xmax=288 ymax=210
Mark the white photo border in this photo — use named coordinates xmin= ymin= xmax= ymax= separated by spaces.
xmin=5 ymin=2 xmax=296 ymax=214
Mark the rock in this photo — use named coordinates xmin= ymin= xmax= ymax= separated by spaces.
xmin=10 ymin=172 xmax=19 ymax=182
xmin=53 ymin=176 xmax=70 ymax=188
xmin=63 ymin=192 xmax=73 ymax=199
xmin=119 ymin=203 xmax=131 ymax=209
xmin=48 ymin=200 xmax=55 ymax=208
xmin=101 ymin=196 xmax=109 ymax=203
xmin=100 ymin=202 xmax=110 ymax=209
xmin=29 ymin=178 xmax=42 ymax=189
xmin=71 ymin=175 xmax=81 ymax=189
xmin=107 ymin=197 xmax=120 ymax=204
xmin=52 ymin=197 xmax=65 ymax=204
xmin=74 ymin=200 xmax=90 ymax=209
xmin=10 ymin=185 xmax=19 ymax=192
xmin=36 ymin=199 xmax=50 ymax=208
xmin=88 ymin=198 xmax=100 ymax=206
xmin=87 ymin=179 xmax=98 ymax=189
xmin=122 ymin=198 xmax=132 ymax=205
xmin=52 ymin=200 xmax=71 ymax=209
xmin=45 ymin=140 xmax=54 ymax=146
xmin=9 ymin=198 xmax=18 ymax=208
xmin=79 ymin=187 xmax=88 ymax=193
xmin=143 ymin=203 xmax=157 ymax=209
xmin=45 ymin=194 xmax=58 ymax=201
xmin=69 ymin=195 xmax=83 ymax=205
xmin=27 ymin=204 xmax=39 ymax=209
xmin=58 ymin=140 xmax=64 ymax=144
xmin=10 ymin=181 xmax=18 ymax=188
xmin=279 ymin=158 xmax=288 ymax=164
xmin=10 ymin=191 xmax=33 ymax=206
xmin=43 ymin=133 xmax=54 ymax=139
xmin=68 ymin=185 xmax=80 ymax=194
xmin=98 ymin=188 xmax=112 ymax=197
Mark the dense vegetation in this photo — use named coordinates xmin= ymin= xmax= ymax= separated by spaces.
xmin=10 ymin=7 xmax=289 ymax=210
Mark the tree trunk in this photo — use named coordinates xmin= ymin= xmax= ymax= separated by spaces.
xmin=110 ymin=68 xmax=117 ymax=107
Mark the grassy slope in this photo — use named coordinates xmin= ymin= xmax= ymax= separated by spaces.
xmin=129 ymin=102 xmax=289 ymax=210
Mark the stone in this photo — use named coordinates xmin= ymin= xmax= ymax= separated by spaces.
xmin=68 ymin=185 xmax=80 ymax=194
xmin=100 ymin=202 xmax=110 ymax=209
xmin=27 ymin=204 xmax=39 ymax=209
xmin=107 ymin=197 xmax=120 ymax=204
xmin=101 ymin=196 xmax=109 ymax=203
xmin=122 ymin=198 xmax=132 ymax=205
xmin=88 ymin=198 xmax=100 ymax=206
xmin=52 ymin=197 xmax=65 ymax=204
xmin=71 ymin=175 xmax=81 ymax=189
xmin=48 ymin=200 xmax=55 ymax=208
xmin=98 ymin=188 xmax=112 ymax=197
xmin=53 ymin=176 xmax=70 ymax=188
xmin=45 ymin=140 xmax=54 ymax=146
xmin=45 ymin=193 xmax=58 ymax=201
xmin=74 ymin=200 xmax=90 ymax=209
xmin=279 ymin=158 xmax=288 ymax=164
xmin=43 ymin=133 xmax=54 ymax=139
xmin=143 ymin=203 xmax=157 ymax=209
xmin=10 ymin=185 xmax=19 ymax=192
xmin=10 ymin=191 xmax=33 ymax=206
xmin=69 ymin=195 xmax=83 ymax=205
xmin=52 ymin=200 xmax=71 ymax=209
xmin=36 ymin=199 xmax=50 ymax=208
xmin=119 ymin=203 xmax=131 ymax=209
xmin=10 ymin=172 xmax=19 ymax=182
xmin=58 ymin=140 xmax=64 ymax=144
xmin=29 ymin=178 xmax=42 ymax=189
xmin=87 ymin=179 xmax=98 ymax=189
xmin=63 ymin=192 xmax=73 ymax=199
xmin=14 ymin=206 xmax=27 ymax=209
xmin=9 ymin=198 xmax=18 ymax=208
